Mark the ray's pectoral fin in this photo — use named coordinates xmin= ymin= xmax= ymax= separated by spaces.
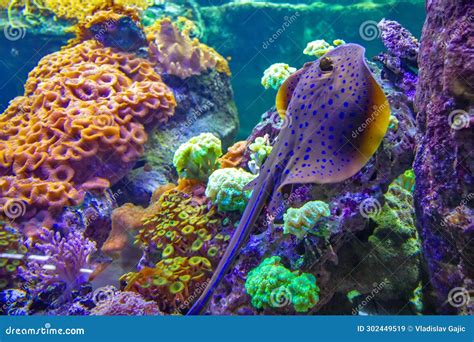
xmin=276 ymin=62 xmax=312 ymax=118
xmin=355 ymin=75 xmax=391 ymax=165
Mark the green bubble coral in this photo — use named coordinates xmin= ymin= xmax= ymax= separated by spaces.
xmin=347 ymin=289 xmax=361 ymax=303
xmin=245 ymin=256 xmax=319 ymax=312
xmin=248 ymin=135 xmax=273 ymax=174
xmin=261 ymin=63 xmax=297 ymax=90
xmin=283 ymin=200 xmax=331 ymax=239
xmin=303 ymin=39 xmax=346 ymax=58
xmin=173 ymin=133 xmax=223 ymax=181
xmin=205 ymin=168 xmax=257 ymax=213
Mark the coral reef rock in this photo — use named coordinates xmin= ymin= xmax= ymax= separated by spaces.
xmin=414 ymin=0 xmax=473 ymax=315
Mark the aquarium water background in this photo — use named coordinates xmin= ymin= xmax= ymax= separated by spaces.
xmin=0 ymin=0 xmax=426 ymax=138
xmin=0 ymin=0 xmax=472 ymax=319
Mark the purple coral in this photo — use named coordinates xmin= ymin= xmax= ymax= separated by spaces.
xmin=378 ymin=19 xmax=420 ymax=61
xmin=22 ymin=228 xmax=96 ymax=296
xmin=91 ymin=291 xmax=162 ymax=316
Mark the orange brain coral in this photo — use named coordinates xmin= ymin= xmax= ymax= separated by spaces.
xmin=0 ymin=39 xmax=176 ymax=214
xmin=146 ymin=18 xmax=231 ymax=79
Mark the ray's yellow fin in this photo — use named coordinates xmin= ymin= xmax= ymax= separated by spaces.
xmin=356 ymin=75 xmax=391 ymax=165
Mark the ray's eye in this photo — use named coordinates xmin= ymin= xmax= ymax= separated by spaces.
xmin=319 ymin=57 xmax=334 ymax=72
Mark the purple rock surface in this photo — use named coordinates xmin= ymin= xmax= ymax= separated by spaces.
xmin=414 ymin=0 xmax=473 ymax=314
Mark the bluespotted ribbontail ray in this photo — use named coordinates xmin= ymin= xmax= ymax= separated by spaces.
xmin=187 ymin=43 xmax=390 ymax=314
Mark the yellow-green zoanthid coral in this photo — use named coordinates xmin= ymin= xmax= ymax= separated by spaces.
xmin=245 ymin=256 xmax=319 ymax=312
xmin=205 ymin=168 xmax=257 ymax=213
xmin=283 ymin=200 xmax=331 ymax=239
xmin=261 ymin=63 xmax=296 ymax=90
xmin=173 ymin=133 xmax=223 ymax=181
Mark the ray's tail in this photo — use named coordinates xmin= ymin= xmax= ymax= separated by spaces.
xmin=186 ymin=174 xmax=274 ymax=314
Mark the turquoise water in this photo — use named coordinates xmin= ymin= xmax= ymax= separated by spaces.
xmin=0 ymin=0 xmax=426 ymax=138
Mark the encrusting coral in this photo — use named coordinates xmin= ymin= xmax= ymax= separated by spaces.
xmin=261 ymin=63 xmax=296 ymax=90
xmin=91 ymin=290 xmax=163 ymax=316
xmin=173 ymin=133 xmax=223 ymax=181
xmin=146 ymin=17 xmax=231 ymax=79
xmin=0 ymin=18 xmax=176 ymax=213
xmin=364 ymin=179 xmax=421 ymax=301
xmin=205 ymin=168 xmax=256 ymax=213
xmin=245 ymin=256 xmax=319 ymax=313
xmin=218 ymin=141 xmax=247 ymax=169
xmin=283 ymin=201 xmax=331 ymax=239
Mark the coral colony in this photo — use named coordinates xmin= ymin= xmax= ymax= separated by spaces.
xmin=0 ymin=0 xmax=472 ymax=317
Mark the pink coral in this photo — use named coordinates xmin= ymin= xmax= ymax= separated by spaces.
xmin=146 ymin=18 xmax=231 ymax=79
xmin=91 ymin=291 xmax=163 ymax=316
